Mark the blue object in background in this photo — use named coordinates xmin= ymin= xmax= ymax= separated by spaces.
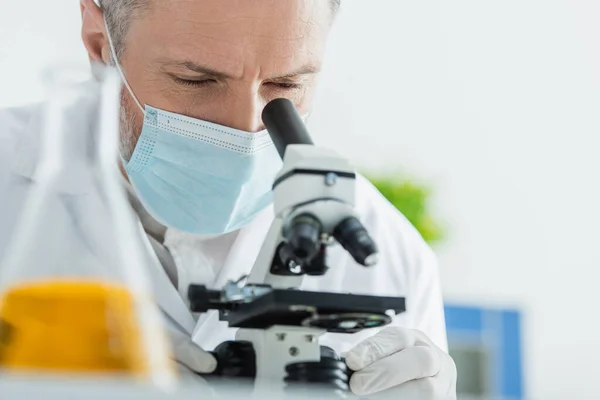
xmin=444 ymin=305 xmax=524 ymax=400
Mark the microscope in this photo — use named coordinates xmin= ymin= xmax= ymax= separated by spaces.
xmin=188 ymin=99 xmax=406 ymax=397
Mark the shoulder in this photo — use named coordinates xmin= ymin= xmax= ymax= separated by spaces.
xmin=0 ymin=103 xmax=43 ymax=178
xmin=352 ymin=174 xmax=448 ymax=350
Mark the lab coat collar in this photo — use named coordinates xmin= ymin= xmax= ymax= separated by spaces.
xmin=120 ymin=175 xmax=198 ymax=334
xmin=141 ymin=230 xmax=197 ymax=334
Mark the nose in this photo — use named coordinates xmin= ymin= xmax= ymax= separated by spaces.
xmin=221 ymin=87 xmax=265 ymax=133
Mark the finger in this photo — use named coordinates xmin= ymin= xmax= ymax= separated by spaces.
xmin=345 ymin=327 xmax=418 ymax=371
xmin=174 ymin=343 xmax=217 ymax=374
xmin=170 ymin=330 xmax=217 ymax=374
xmin=350 ymin=346 xmax=442 ymax=396
xmin=411 ymin=329 xmax=441 ymax=349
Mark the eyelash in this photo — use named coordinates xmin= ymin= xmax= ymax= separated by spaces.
xmin=267 ymin=82 xmax=302 ymax=90
xmin=174 ymin=78 xmax=301 ymax=90
xmin=175 ymin=78 xmax=215 ymax=87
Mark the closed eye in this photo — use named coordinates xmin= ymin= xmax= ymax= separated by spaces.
xmin=265 ymin=82 xmax=303 ymax=90
xmin=173 ymin=77 xmax=217 ymax=88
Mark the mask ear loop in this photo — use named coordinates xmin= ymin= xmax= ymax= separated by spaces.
xmin=104 ymin=19 xmax=145 ymax=114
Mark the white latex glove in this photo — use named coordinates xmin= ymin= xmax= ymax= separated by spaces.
xmin=345 ymin=327 xmax=457 ymax=399
xmin=168 ymin=325 xmax=218 ymax=375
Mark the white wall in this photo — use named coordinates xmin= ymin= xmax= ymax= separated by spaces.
xmin=2 ymin=1 xmax=600 ymax=398
xmin=310 ymin=2 xmax=600 ymax=399
xmin=0 ymin=0 xmax=88 ymax=106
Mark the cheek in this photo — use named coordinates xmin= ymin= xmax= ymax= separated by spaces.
xmin=140 ymin=74 xmax=222 ymax=117
xmin=119 ymin=90 xmax=144 ymax=144
xmin=294 ymin=85 xmax=317 ymax=114
xmin=136 ymin=75 xmax=183 ymax=110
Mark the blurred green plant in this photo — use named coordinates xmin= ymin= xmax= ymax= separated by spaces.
xmin=368 ymin=176 xmax=445 ymax=245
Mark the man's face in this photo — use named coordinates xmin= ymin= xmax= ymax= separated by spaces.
xmin=107 ymin=0 xmax=333 ymax=158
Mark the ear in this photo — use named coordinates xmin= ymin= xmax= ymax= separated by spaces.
xmin=81 ymin=0 xmax=111 ymax=65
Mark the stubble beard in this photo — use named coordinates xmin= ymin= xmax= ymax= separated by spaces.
xmin=118 ymin=92 xmax=139 ymax=163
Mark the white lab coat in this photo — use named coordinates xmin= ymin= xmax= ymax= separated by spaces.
xmin=0 ymin=103 xmax=448 ymax=366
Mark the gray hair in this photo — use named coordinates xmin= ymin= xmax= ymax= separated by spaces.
xmin=100 ymin=0 xmax=341 ymax=61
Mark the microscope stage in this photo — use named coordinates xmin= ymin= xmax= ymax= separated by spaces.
xmin=218 ymin=289 xmax=405 ymax=334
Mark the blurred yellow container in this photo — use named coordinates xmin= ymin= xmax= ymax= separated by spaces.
xmin=0 ymin=281 xmax=150 ymax=376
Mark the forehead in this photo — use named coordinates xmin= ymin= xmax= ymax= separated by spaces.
xmin=127 ymin=0 xmax=332 ymax=78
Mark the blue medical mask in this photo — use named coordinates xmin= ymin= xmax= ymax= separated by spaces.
xmin=106 ymin=23 xmax=282 ymax=235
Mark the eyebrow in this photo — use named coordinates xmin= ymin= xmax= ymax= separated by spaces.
xmin=268 ymin=65 xmax=321 ymax=80
xmin=159 ymin=59 xmax=320 ymax=81
xmin=159 ymin=59 xmax=234 ymax=80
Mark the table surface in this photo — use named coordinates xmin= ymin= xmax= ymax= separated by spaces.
xmin=0 ymin=375 xmax=348 ymax=399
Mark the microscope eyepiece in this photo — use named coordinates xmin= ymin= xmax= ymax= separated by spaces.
xmin=333 ymin=217 xmax=379 ymax=267
xmin=285 ymin=213 xmax=323 ymax=262
xmin=262 ymin=98 xmax=314 ymax=159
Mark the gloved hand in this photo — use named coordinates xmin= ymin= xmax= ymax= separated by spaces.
xmin=345 ymin=327 xmax=457 ymax=399
xmin=167 ymin=325 xmax=218 ymax=376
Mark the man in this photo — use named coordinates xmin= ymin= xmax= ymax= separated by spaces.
xmin=0 ymin=0 xmax=456 ymax=397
